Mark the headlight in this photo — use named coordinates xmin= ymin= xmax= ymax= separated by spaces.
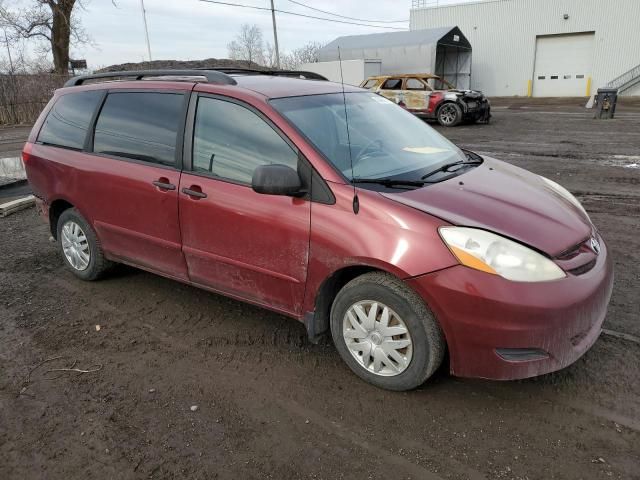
xmin=540 ymin=176 xmax=590 ymax=221
xmin=439 ymin=227 xmax=566 ymax=282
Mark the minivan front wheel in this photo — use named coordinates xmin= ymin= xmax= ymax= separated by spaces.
xmin=57 ymin=208 xmax=112 ymax=281
xmin=330 ymin=272 xmax=445 ymax=391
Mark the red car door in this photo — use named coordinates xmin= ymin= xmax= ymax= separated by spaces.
xmin=86 ymin=89 xmax=190 ymax=279
xmin=178 ymin=94 xmax=311 ymax=315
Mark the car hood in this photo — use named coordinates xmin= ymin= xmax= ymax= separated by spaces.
xmin=448 ymin=89 xmax=485 ymax=99
xmin=382 ymin=157 xmax=592 ymax=256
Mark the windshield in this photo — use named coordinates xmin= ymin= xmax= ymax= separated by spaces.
xmin=271 ymin=92 xmax=465 ymax=182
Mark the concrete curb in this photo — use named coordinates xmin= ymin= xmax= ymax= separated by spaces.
xmin=0 ymin=195 xmax=35 ymax=217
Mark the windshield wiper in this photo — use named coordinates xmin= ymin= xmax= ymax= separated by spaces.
xmin=353 ymin=178 xmax=427 ymax=188
xmin=420 ymin=156 xmax=483 ymax=181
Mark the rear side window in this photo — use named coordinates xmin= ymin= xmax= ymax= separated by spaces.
xmin=192 ymin=97 xmax=298 ymax=184
xmin=93 ymin=92 xmax=184 ymax=166
xmin=38 ymin=91 xmax=102 ymax=150
xmin=381 ymin=78 xmax=402 ymax=90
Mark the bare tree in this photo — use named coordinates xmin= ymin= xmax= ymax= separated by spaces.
xmin=0 ymin=0 xmax=91 ymax=74
xmin=263 ymin=41 xmax=278 ymax=69
xmin=280 ymin=41 xmax=323 ymax=69
xmin=227 ymin=24 xmax=264 ymax=67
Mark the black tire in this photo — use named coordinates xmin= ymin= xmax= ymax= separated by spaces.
xmin=330 ymin=272 xmax=445 ymax=391
xmin=437 ymin=102 xmax=463 ymax=127
xmin=57 ymin=208 xmax=112 ymax=281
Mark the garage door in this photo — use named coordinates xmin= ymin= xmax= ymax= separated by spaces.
xmin=533 ymin=33 xmax=595 ymax=97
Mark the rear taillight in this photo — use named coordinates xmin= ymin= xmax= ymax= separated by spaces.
xmin=428 ymin=92 xmax=444 ymax=113
xmin=22 ymin=142 xmax=33 ymax=163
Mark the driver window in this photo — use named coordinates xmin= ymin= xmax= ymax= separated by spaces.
xmin=192 ymin=97 xmax=299 ymax=184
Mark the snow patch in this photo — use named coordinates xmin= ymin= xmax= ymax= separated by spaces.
xmin=0 ymin=157 xmax=26 ymax=180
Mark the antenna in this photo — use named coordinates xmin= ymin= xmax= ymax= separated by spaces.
xmin=337 ymin=47 xmax=359 ymax=214
xmin=140 ymin=0 xmax=152 ymax=61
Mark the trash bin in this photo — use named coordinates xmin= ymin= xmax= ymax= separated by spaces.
xmin=593 ymin=87 xmax=618 ymax=119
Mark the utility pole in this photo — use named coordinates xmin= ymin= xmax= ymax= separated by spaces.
xmin=270 ymin=0 xmax=280 ymax=68
xmin=140 ymin=0 xmax=153 ymax=61
xmin=3 ymin=30 xmax=14 ymax=73
xmin=3 ymin=29 xmax=17 ymax=124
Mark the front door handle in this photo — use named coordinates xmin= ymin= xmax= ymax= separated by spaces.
xmin=182 ymin=187 xmax=207 ymax=199
xmin=152 ymin=179 xmax=176 ymax=191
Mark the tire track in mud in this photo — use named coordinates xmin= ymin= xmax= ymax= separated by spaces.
xmin=47 ymin=273 xmax=640 ymax=472
xmin=603 ymin=328 xmax=640 ymax=345
xmin=46 ymin=274 xmax=334 ymax=368
xmin=115 ymin=322 xmax=487 ymax=480
xmin=574 ymin=192 xmax=640 ymax=217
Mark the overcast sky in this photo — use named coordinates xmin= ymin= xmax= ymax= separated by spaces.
xmin=43 ymin=0 xmax=470 ymax=68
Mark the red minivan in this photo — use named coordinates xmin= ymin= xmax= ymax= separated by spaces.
xmin=23 ymin=69 xmax=613 ymax=391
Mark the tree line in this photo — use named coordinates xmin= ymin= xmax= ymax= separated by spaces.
xmin=227 ymin=24 xmax=322 ymax=70
xmin=0 ymin=3 xmax=322 ymax=75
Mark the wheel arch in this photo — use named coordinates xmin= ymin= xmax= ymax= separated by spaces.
xmin=305 ymin=265 xmax=381 ymax=342
xmin=49 ymin=198 xmax=75 ymax=239
xmin=305 ymin=261 xmax=425 ymax=343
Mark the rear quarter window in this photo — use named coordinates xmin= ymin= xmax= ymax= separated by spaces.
xmin=93 ymin=92 xmax=184 ymax=166
xmin=38 ymin=91 xmax=103 ymax=150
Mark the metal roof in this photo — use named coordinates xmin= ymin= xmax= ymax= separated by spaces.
xmin=320 ymin=27 xmax=458 ymax=52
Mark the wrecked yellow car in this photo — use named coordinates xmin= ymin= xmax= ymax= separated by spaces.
xmin=360 ymin=74 xmax=491 ymax=127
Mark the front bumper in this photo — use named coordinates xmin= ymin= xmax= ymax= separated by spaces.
xmin=464 ymin=100 xmax=491 ymax=121
xmin=407 ymin=238 xmax=614 ymax=380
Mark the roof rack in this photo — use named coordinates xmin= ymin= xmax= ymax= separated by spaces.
xmin=211 ymin=68 xmax=328 ymax=81
xmin=64 ymin=69 xmax=238 ymax=87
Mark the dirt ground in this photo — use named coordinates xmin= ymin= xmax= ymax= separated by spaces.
xmin=1 ymin=100 xmax=639 ymax=480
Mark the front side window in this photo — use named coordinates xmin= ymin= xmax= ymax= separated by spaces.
xmin=192 ymin=97 xmax=298 ymax=184
xmin=271 ymin=92 xmax=464 ymax=182
xmin=93 ymin=92 xmax=184 ymax=166
xmin=38 ymin=91 xmax=102 ymax=150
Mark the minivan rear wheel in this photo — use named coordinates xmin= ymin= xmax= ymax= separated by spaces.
xmin=57 ymin=208 xmax=112 ymax=281
xmin=330 ymin=272 xmax=445 ymax=391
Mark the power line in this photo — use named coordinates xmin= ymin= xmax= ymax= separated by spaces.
xmin=284 ymin=0 xmax=409 ymax=24
xmin=198 ymin=0 xmax=408 ymax=30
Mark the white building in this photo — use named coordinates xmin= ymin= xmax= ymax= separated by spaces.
xmin=410 ymin=0 xmax=640 ymax=97
xmin=315 ymin=27 xmax=473 ymax=88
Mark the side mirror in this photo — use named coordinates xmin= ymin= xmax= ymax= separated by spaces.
xmin=252 ymin=164 xmax=303 ymax=196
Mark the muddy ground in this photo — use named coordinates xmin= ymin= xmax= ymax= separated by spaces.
xmin=1 ymin=100 xmax=639 ymax=480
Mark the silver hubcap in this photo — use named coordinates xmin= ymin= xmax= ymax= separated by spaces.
xmin=343 ymin=301 xmax=413 ymax=377
xmin=61 ymin=221 xmax=90 ymax=271
xmin=440 ymin=105 xmax=458 ymax=125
